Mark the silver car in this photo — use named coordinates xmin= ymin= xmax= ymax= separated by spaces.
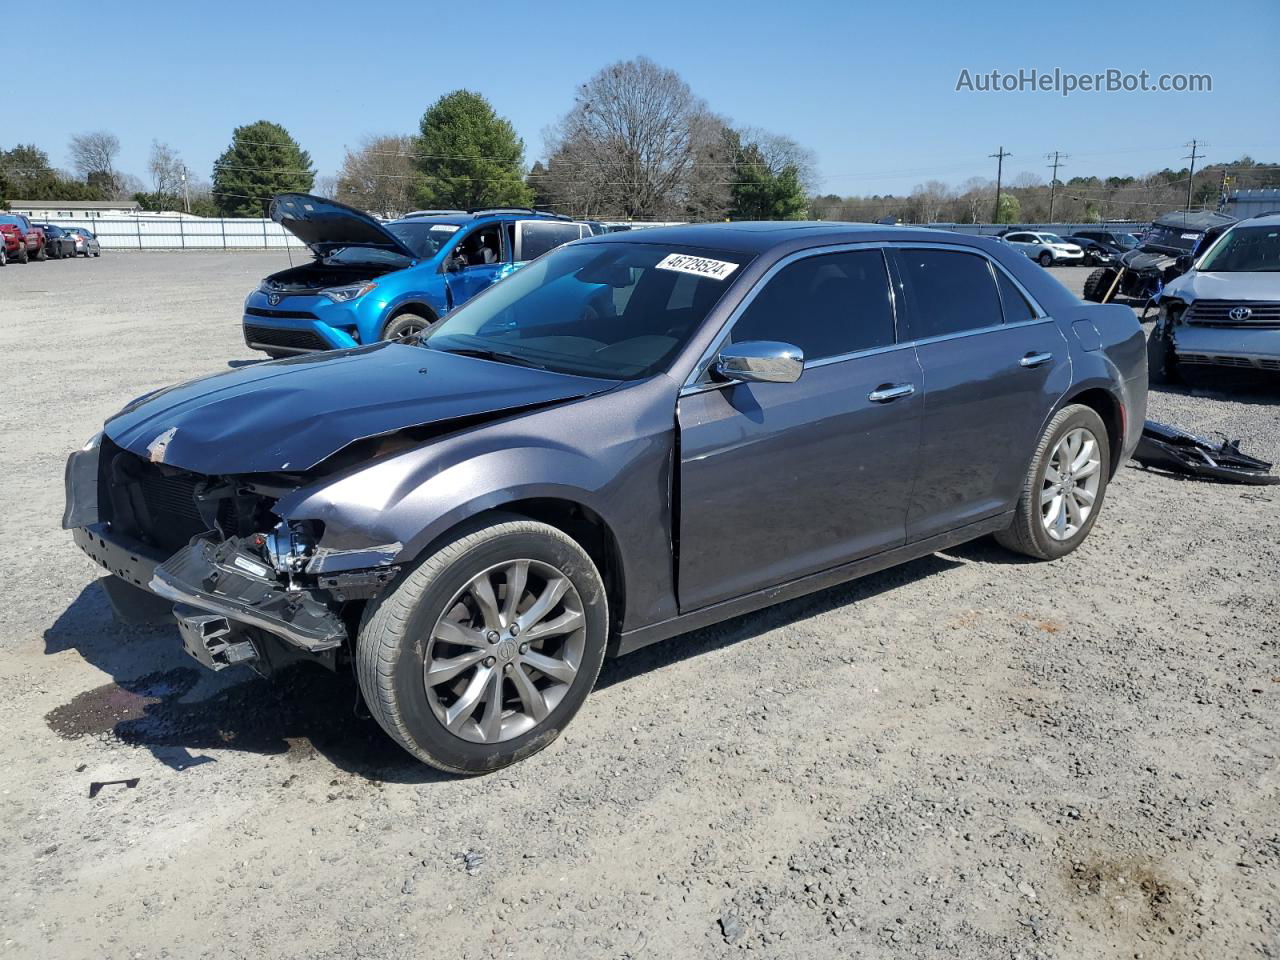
xmin=66 ymin=227 xmax=102 ymax=257
xmin=1148 ymin=213 xmax=1280 ymax=382
xmin=1002 ymin=231 xmax=1085 ymax=268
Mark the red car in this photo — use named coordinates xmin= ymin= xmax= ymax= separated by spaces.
xmin=0 ymin=213 xmax=47 ymax=264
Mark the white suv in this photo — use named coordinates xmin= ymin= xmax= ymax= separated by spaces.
xmin=1001 ymin=231 xmax=1085 ymax=267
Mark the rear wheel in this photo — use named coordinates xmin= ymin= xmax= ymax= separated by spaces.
xmin=16 ymin=244 xmax=29 ymax=264
xmin=996 ymin=404 xmax=1110 ymax=561
xmin=382 ymin=311 xmax=436 ymax=343
xmin=0 ymin=246 xmax=7 ymax=266
xmin=356 ymin=516 xmax=609 ymax=774
xmin=35 ymin=244 xmax=47 ymax=261
xmin=1038 ymin=251 xmax=1053 ymax=267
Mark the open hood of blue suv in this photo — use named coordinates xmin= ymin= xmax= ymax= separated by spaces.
xmin=271 ymin=193 xmax=418 ymax=259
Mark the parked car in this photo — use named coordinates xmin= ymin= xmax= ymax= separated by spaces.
xmin=64 ymin=222 xmax=1146 ymax=773
xmin=0 ymin=213 xmax=47 ymax=263
xmin=37 ymin=224 xmax=78 ymax=259
xmin=242 ymin=195 xmax=595 ymax=357
xmin=1064 ymin=230 xmax=1139 ymax=267
xmin=1082 ymin=211 xmax=1236 ymax=305
xmin=1000 ymin=230 xmax=1086 ymax=267
xmin=1146 ymin=212 xmax=1280 ymax=382
xmin=66 ymin=226 xmax=102 ymax=257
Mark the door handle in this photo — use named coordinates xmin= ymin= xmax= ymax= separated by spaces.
xmin=1019 ymin=351 xmax=1053 ymax=368
xmin=867 ymin=383 xmax=915 ymax=402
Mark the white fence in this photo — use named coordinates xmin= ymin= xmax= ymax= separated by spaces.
xmin=47 ymin=217 xmax=307 ymax=251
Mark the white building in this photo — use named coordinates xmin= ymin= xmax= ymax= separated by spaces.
xmin=6 ymin=199 xmax=142 ymax=221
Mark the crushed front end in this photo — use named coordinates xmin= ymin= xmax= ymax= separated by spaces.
xmin=63 ymin=433 xmax=392 ymax=674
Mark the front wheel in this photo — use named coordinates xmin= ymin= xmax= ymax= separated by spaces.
xmin=996 ymin=404 xmax=1111 ymax=561
xmin=382 ymin=312 xmax=436 ymax=343
xmin=1038 ymin=251 xmax=1053 ymax=267
xmin=356 ymin=516 xmax=609 ymax=774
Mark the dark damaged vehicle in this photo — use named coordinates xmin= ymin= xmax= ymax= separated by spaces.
xmin=65 ymin=223 xmax=1147 ymax=773
xmin=1082 ymin=210 xmax=1236 ymax=305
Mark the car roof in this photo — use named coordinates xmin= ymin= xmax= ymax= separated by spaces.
xmin=1151 ymin=210 xmax=1236 ymax=232
xmin=1240 ymin=212 xmax=1280 ymax=227
xmin=577 ymin=221 xmax=1017 ymax=255
xmin=389 ymin=210 xmax=582 ymax=228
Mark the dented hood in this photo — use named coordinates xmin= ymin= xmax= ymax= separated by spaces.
xmin=104 ymin=342 xmax=619 ymax=475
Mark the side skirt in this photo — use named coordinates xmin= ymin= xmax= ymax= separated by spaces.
xmin=614 ymin=512 xmax=1013 ymax=657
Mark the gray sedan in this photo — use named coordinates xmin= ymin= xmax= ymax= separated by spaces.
xmin=64 ymin=222 xmax=1146 ymax=773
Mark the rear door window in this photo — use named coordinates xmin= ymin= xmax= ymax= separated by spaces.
xmin=516 ymin=221 xmax=584 ymax=261
xmin=994 ymin=268 xmax=1037 ymax=324
xmin=896 ymin=248 xmax=1003 ymax=340
xmin=731 ymin=249 xmax=896 ymax=361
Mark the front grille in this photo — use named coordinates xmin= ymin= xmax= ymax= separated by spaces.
xmin=99 ymin=439 xmax=210 ymax=552
xmin=1180 ymin=353 xmax=1280 ymax=371
xmin=1184 ymin=300 xmax=1280 ymax=327
xmin=245 ymin=307 xmax=319 ymax=320
xmin=243 ymin=323 xmax=329 ymax=352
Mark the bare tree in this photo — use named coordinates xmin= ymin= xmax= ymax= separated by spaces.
xmin=148 ymin=140 xmax=185 ymax=202
xmin=734 ymin=126 xmax=819 ymax=195
xmin=542 ymin=57 xmax=724 ymax=219
xmin=335 ymin=135 xmax=417 ymax=215
xmin=911 ymin=180 xmax=953 ymax=223
xmin=69 ymin=131 xmax=121 ymax=192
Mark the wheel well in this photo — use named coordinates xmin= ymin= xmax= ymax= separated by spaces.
xmin=382 ymin=303 xmax=438 ymax=335
xmin=1063 ymin=388 xmax=1123 ymax=477
xmin=466 ymin=499 xmax=626 ymax=645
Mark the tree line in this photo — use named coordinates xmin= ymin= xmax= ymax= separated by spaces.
xmin=2 ymin=55 xmax=1276 ymax=222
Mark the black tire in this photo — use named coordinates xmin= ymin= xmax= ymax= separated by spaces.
xmin=0 ymin=246 xmax=7 ymax=267
xmin=1038 ymin=250 xmax=1053 ymax=267
xmin=1082 ymin=267 xmax=1116 ymax=303
xmin=995 ymin=404 xmax=1111 ymax=562
xmin=356 ymin=516 xmax=609 ymax=774
xmin=1146 ymin=319 xmax=1178 ymax=385
xmin=382 ymin=311 xmax=436 ymax=343
xmin=93 ymin=250 xmax=101 ymax=257
xmin=16 ymin=244 xmax=28 ymax=264
xmin=34 ymin=244 xmax=47 ymax=261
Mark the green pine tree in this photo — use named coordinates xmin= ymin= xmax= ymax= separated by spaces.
xmin=211 ymin=121 xmax=315 ymax=217
xmin=415 ymin=91 xmax=532 ymax=210
xmin=729 ymin=140 xmax=808 ymax=221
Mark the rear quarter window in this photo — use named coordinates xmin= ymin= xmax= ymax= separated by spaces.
xmin=518 ymin=222 xmax=584 ymax=261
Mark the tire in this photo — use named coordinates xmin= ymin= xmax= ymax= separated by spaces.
xmin=381 ymin=311 xmax=436 ymax=343
xmin=1038 ymin=251 xmax=1053 ymax=268
xmin=16 ymin=244 xmax=28 ymax=264
xmin=93 ymin=250 xmax=101 ymax=257
xmin=0 ymin=246 xmax=7 ymax=267
xmin=35 ymin=244 xmax=47 ymax=261
xmin=356 ymin=515 xmax=609 ymax=774
xmin=1146 ymin=319 xmax=1178 ymax=385
xmin=995 ymin=404 xmax=1111 ymax=561
xmin=1082 ymin=267 xmax=1116 ymax=303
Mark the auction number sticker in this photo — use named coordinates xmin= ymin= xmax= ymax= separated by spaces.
xmin=656 ymin=253 xmax=739 ymax=281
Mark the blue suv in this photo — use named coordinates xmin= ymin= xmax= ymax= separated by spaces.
xmin=242 ymin=195 xmax=593 ymax=356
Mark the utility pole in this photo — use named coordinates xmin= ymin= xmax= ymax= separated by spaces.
xmin=990 ymin=146 xmax=1011 ymax=223
xmin=1045 ymin=151 xmax=1068 ymax=222
xmin=1183 ymin=140 xmax=1203 ymax=212
xmin=181 ymin=165 xmax=191 ymax=214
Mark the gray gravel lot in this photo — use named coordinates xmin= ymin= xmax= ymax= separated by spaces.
xmin=1 ymin=252 xmax=1277 ymax=959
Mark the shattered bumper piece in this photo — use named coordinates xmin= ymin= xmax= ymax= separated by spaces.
xmin=149 ymin=538 xmax=347 ymax=652
xmin=1133 ymin=419 xmax=1280 ymax=485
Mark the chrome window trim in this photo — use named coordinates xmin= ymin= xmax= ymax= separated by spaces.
xmin=680 ymin=239 xmax=1048 ymax=395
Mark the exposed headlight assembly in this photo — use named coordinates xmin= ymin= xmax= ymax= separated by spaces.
xmin=320 ymin=282 xmax=377 ymax=304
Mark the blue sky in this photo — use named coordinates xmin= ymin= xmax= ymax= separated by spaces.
xmin=4 ymin=0 xmax=1277 ymax=196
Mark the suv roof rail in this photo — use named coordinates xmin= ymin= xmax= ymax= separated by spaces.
xmin=402 ymin=209 xmax=467 ymax=218
xmin=469 ymin=207 xmax=574 ymax=221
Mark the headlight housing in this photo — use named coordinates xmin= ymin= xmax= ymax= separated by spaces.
xmin=320 ymin=282 xmax=377 ymax=304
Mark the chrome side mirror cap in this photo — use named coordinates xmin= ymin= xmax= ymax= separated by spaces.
xmin=714 ymin=341 xmax=804 ymax=384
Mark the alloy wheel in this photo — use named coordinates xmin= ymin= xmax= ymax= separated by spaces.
xmin=423 ymin=560 xmax=586 ymax=744
xmin=1041 ymin=427 xmax=1102 ymax=541
xmin=394 ymin=323 xmax=424 ymax=342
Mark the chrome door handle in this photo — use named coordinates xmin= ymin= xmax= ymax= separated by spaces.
xmin=1019 ymin=351 xmax=1053 ymax=368
xmin=867 ymin=383 xmax=916 ymax=402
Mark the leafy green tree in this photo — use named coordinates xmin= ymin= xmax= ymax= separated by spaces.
xmin=415 ymin=90 xmax=532 ymax=210
xmin=994 ymin=192 xmax=1021 ymax=223
xmin=211 ymin=121 xmax=315 ymax=217
xmin=0 ymin=144 xmax=103 ymax=201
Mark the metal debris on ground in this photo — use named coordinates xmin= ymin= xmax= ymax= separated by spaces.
xmin=1133 ymin=420 xmax=1280 ymax=485
xmin=88 ymin=777 xmax=140 ymax=799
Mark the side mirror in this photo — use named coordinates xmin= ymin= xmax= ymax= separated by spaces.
xmin=714 ymin=341 xmax=804 ymax=384
xmin=445 ymin=255 xmax=464 ymax=273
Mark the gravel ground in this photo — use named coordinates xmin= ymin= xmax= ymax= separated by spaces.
xmin=1 ymin=253 xmax=1277 ymax=960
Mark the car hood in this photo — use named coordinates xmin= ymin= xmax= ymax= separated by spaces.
xmin=270 ymin=193 xmax=418 ymax=259
xmin=1164 ymin=270 xmax=1280 ymax=303
xmin=1119 ymin=248 xmax=1178 ymax=272
xmin=104 ymin=342 xmax=620 ymax=475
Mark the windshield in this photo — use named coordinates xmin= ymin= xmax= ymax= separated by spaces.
xmin=323 ymin=221 xmax=461 ymax=265
xmin=1143 ymin=224 xmax=1201 ymax=252
xmin=1111 ymin=233 xmax=1138 ymax=248
xmin=425 ymin=242 xmax=750 ymax=380
xmin=1198 ymin=225 xmax=1280 ymax=273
